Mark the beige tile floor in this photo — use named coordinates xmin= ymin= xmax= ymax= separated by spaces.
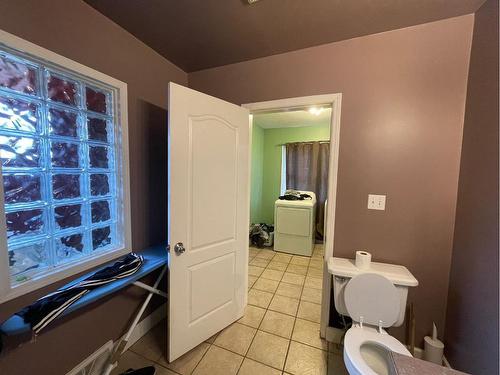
xmin=112 ymin=244 xmax=348 ymax=375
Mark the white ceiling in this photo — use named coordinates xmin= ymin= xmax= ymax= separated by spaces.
xmin=253 ymin=107 xmax=332 ymax=129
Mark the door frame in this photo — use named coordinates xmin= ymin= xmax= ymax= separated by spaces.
xmin=243 ymin=93 xmax=342 ymax=338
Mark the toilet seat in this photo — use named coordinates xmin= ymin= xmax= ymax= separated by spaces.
xmin=344 ymin=326 xmax=411 ymax=375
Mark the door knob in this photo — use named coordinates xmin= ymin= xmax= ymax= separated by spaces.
xmin=174 ymin=242 xmax=185 ymax=255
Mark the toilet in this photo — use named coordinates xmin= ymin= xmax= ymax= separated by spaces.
xmin=327 ymin=257 xmax=419 ymax=375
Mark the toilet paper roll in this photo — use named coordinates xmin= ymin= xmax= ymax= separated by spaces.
xmin=355 ymin=251 xmax=372 ymax=269
xmin=424 ymin=336 xmax=444 ymax=365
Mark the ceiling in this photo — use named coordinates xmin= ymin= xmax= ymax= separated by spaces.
xmin=84 ymin=0 xmax=484 ymax=72
xmin=253 ymin=107 xmax=332 ymax=129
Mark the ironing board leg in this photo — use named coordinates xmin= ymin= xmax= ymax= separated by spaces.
xmin=103 ymin=265 xmax=168 ymax=375
xmin=133 ymin=280 xmax=168 ymax=298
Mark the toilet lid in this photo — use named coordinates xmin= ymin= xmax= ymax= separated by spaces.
xmin=344 ymin=273 xmax=399 ymax=327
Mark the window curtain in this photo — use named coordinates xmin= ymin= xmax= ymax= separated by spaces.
xmin=285 ymin=141 xmax=329 ymax=240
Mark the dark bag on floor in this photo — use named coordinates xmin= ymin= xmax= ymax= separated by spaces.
xmin=120 ymin=367 xmax=156 ymax=375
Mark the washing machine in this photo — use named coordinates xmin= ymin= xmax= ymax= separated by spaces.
xmin=274 ymin=191 xmax=316 ymax=256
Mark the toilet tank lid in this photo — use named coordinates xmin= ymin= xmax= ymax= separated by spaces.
xmin=327 ymin=257 xmax=418 ymax=287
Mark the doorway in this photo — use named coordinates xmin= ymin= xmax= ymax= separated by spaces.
xmin=249 ymin=107 xmax=332 ymax=252
xmin=166 ymin=84 xmax=343 ymax=372
xmin=244 ymin=93 xmax=342 ymax=344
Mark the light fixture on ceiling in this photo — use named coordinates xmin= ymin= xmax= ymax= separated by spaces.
xmin=247 ymin=0 xmax=260 ymax=4
xmin=308 ymin=107 xmax=325 ymax=116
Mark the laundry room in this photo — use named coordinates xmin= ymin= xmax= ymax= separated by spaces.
xmin=249 ymin=105 xmax=332 ymax=257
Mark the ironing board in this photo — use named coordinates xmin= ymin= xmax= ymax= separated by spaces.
xmin=0 ymin=245 xmax=169 ymax=336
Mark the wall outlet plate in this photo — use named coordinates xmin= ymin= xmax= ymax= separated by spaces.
xmin=368 ymin=194 xmax=386 ymax=210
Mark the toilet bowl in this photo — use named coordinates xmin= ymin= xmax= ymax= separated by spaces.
xmin=343 ymin=325 xmax=411 ymax=375
xmin=341 ymin=273 xmax=413 ymax=374
xmin=326 ymin=262 xmax=418 ymax=375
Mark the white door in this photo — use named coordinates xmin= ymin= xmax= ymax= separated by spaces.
xmin=167 ymin=82 xmax=250 ymax=361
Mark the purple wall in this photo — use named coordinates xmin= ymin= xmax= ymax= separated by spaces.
xmin=444 ymin=0 xmax=499 ymax=373
xmin=189 ymin=16 xmax=474 ymax=347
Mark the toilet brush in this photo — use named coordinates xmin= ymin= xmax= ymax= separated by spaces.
xmin=424 ymin=322 xmax=444 ymax=365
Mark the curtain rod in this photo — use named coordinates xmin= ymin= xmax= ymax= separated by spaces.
xmin=277 ymin=140 xmax=330 ymax=146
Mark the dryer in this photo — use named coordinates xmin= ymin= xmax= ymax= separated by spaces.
xmin=274 ymin=191 xmax=316 ymax=256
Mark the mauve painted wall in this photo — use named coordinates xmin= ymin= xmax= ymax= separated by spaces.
xmin=0 ymin=1 xmax=186 ymax=374
xmin=189 ymin=16 xmax=474 ymax=346
xmin=444 ymin=0 xmax=499 ymax=374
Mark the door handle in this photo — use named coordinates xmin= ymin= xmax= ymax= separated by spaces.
xmin=174 ymin=242 xmax=185 ymax=255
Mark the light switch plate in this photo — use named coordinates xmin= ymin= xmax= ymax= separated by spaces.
xmin=368 ymin=194 xmax=386 ymax=210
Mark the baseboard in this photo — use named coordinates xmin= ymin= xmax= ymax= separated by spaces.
xmin=66 ymin=303 xmax=167 ymax=375
xmin=411 ymin=346 xmax=424 ymax=359
xmin=122 ymin=303 xmax=167 ymax=351
xmin=66 ymin=341 xmax=114 ymax=375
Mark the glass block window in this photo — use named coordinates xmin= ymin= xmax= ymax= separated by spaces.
xmin=0 ymin=46 xmax=121 ymax=287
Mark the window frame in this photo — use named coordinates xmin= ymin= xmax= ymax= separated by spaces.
xmin=0 ymin=29 xmax=131 ymax=303
xmin=280 ymin=145 xmax=287 ymax=195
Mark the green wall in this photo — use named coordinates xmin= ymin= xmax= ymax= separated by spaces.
xmin=250 ymin=124 xmax=330 ymax=224
xmin=250 ymin=123 xmax=265 ymax=223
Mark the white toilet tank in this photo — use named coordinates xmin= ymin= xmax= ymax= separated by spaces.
xmin=327 ymin=257 xmax=418 ymax=327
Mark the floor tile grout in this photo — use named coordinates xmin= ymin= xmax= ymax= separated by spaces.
xmin=190 ymin=340 xmax=214 ymax=374
xmin=252 ymin=253 xmax=288 ymax=372
xmin=243 ymin=247 xmax=327 ymax=373
xmin=281 ymin=267 xmax=306 ymax=374
xmin=120 ymin=245 xmax=331 ymax=375
xmin=245 ymin=249 xmax=290 ymax=372
xmin=234 ymin=285 xmax=268 ymax=374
